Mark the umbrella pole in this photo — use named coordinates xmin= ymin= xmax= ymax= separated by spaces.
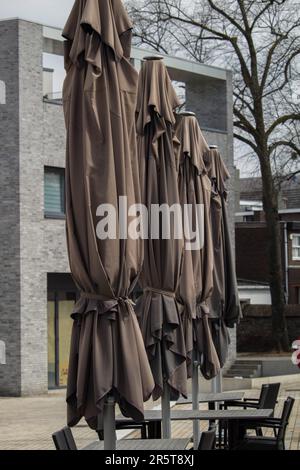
xmin=212 ymin=320 xmax=223 ymax=394
xmin=217 ymin=370 xmax=223 ymax=392
xmin=161 ymin=383 xmax=171 ymax=438
xmin=103 ymin=395 xmax=116 ymax=450
xmin=217 ymin=320 xmax=223 ymax=393
xmin=192 ymin=352 xmax=200 ymax=448
xmin=212 ymin=369 xmax=223 ymax=394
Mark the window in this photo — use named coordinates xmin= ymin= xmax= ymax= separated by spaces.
xmin=0 ymin=80 xmax=6 ymax=104
xmin=44 ymin=167 xmax=65 ymax=218
xmin=0 ymin=340 xmax=5 ymax=365
xmin=48 ymin=290 xmax=76 ymax=388
xmin=292 ymin=234 xmax=300 ymax=261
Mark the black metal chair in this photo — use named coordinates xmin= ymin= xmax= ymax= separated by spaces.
xmin=219 ymin=383 xmax=280 ymax=447
xmin=222 ymin=383 xmax=280 ymax=411
xmin=236 ymin=396 xmax=295 ymax=450
xmin=52 ymin=428 xmax=71 ymax=450
xmin=63 ymin=427 xmax=78 ymax=450
xmin=238 ymin=382 xmax=281 ymax=438
xmin=52 ymin=427 xmax=78 ymax=450
xmin=197 ymin=427 xmax=216 ymax=450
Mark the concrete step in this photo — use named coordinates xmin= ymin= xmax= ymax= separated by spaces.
xmin=224 ymin=359 xmax=262 ymax=379
xmin=225 ymin=373 xmax=257 ymax=378
xmin=230 ymin=364 xmax=259 ymax=370
xmin=226 ymin=370 xmax=258 ymax=377
xmin=228 ymin=370 xmax=258 ymax=376
xmin=234 ymin=361 xmax=262 ymax=366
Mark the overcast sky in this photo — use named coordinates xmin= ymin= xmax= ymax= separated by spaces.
xmin=0 ymin=0 xmax=74 ymax=28
xmin=0 ymin=1 xmax=75 ymax=97
xmin=0 ymin=0 xmax=258 ymax=176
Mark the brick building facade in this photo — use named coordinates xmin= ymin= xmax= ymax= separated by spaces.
xmin=236 ymin=185 xmax=300 ymax=305
xmin=0 ymin=19 xmax=236 ymax=396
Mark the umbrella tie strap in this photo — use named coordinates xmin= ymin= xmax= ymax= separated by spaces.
xmin=80 ymin=292 xmax=135 ymax=317
xmin=144 ymin=287 xmax=176 ymax=298
xmin=196 ymin=301 xmax=210 ymax=315
xmin=118 ymin=297 xmax=136 ymax=317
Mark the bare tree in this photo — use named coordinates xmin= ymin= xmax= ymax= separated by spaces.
xmin=127 ymin=0 xmax=300 ymax=351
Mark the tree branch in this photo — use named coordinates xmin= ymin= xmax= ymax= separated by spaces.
xmin=286 ymin=170 xmax=300 ymax=181
xmin=267 ymin=114 xmax=300 ymax=137
xmin=260 ymin=22 xmax=300 ymax=92
xmin=147 ymin=2 xmax=254 ymax=90
xmin=234 ymin=132 xmax=258 ymax=152
xmin=269 ymin=140 xmax=300 ymax=155
xmin=207 ymin=0 xmax=246 ymax=36
xmin=234 ymin=107 xmax=258 ymax=136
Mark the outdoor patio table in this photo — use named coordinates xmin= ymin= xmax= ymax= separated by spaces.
xmin=116 ymin=408 xmax=273 ymax=449
xmin=83 ymin=438 xmax=191 ymax=451
xmin=116 ymin=394 xmax=244 ymax=439
xmin=177 ymin=392 xmax=245 ymax=430
xmin=177 ymin=392 xmax=245 ymax=409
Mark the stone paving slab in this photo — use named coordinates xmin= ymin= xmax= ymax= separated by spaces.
xmin=0 ymin=383 xmax=299 ymax=450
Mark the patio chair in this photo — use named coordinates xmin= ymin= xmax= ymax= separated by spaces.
xmin=52 ymin=428 xmax=71 ymax=450
xmin=222 ymin=383 xmax=280 ymax=412
xmin=197 ymin=427 xmax=216 ymax=450
xmin=219 ymin=383 xmax=280 ymax=447
xmin=236 ymin=396 xmax=295 ymax=450
xmin=63 ymin=427 xmax=78 ymax=450
xmin=52 ymin=427 xmax=78 ymax=450
xmin=237 ymin=382 xmax=281 ymax=438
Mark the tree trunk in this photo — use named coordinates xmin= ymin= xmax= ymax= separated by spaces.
xmin=260 ymin=152 xmax=290 ymax=351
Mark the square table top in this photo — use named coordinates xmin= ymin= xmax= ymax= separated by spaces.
xmin=116 ymin=408 xmax=273 ymax=423
xmin=176 ymin=391 xmax=245 ymax=405
xmin=83 ymin=438 xmax=191 ymax=451
xmin=169 ymin=408 xmax=273 ymax=421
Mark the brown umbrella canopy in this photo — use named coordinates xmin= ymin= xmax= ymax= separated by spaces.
xmin=175 ymin=115 xmax=220 ymax=380
xmin=204 ymin=148 xmax=242 ymax=367
xmin=135 ymin=58 xmax=187 ymax=401
xmin=62 ymin=0 xmax=154 ymax=430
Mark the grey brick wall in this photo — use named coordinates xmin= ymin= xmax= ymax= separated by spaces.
xmin=0 ymin=20 xmax=70 ymax=396
xmin=0 ymin=19 xmax=21 ymax=396
xmin=42 ymin=102 xmax=69 ymax=273
xmin=186 ymin=76 xmax=228 ymax=132
xmin=18 ymin=20 xmax=47 ymax=395
xmin=18 ymin=21 xmax=70 ymax=395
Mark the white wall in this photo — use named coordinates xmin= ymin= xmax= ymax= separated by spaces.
xmin=238 ymin=287 xmax=272 ymax=305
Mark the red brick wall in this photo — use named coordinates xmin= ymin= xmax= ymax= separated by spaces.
xmin=236 ymin=224 xmax=300 ymax=303
xmin=237 ymin=305 xmax=300 ymax=352
xmin=280 ymin=213 xmax=300 ymax=222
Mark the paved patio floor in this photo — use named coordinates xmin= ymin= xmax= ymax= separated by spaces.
xmin=0 ymin=382 xmax=299 ymax=450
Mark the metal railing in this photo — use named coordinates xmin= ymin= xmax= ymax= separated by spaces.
xmin=43 ymin=92 xmax=63 ymax=105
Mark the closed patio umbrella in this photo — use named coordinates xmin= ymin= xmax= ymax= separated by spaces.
xmin=135 ymin=57 xmax=187 ymax=436
xmin=62 ymin=0 xmax=154 ymax=441
xmin=204 ymin=148 xmax=241 ymax=369
xmin=175 ymin=113 xmax=220 ymax=446
xmin=175 ymin=113 xmax=219 ymax=382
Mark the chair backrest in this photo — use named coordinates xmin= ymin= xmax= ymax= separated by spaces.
xmin=197 ymin=429 xmax=216 ymax=451
xmin=52 ymin=430 xmax=69 ymax=450
xmin=259 ymin=383 xmax=280 ymax=411
xmin=277 ymin=397 xmax=295 ymax=442
xmin=63 ymin=427 xmax=77 ymax=450
xmin=257 ymin=384 xmax=269 ymax=407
